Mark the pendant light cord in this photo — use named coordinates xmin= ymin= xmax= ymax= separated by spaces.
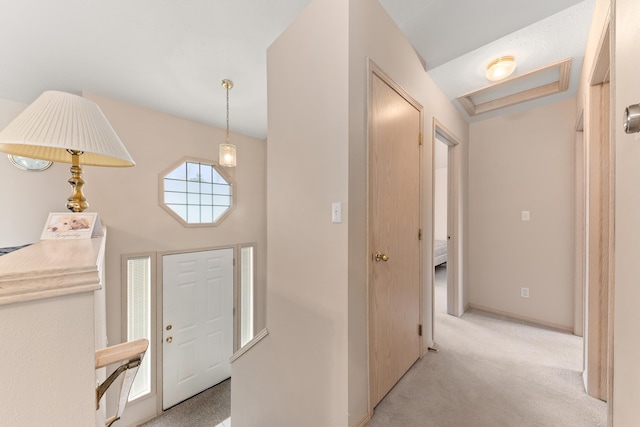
xmin=225 ymin=83 xmax=230 ymax=144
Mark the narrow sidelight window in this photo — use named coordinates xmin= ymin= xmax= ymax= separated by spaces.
xmin=126 ymin=255 xmax=152 ymax=401
xmin=240 ymin=244 xmax=256 ymax=347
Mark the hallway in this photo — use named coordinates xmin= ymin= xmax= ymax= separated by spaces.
xmin=366 ymin=265 xmax=606 ymax=426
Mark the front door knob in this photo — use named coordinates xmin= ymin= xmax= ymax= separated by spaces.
xmin=166 ymin=337 xmax=173 ymax=343
xmin=374 ymin=252 xmax=390 ymax=262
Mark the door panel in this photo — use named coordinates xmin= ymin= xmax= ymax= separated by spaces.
xmin=369 ymin=70 xmax=422 ymax=407
xmin=163 ymin=248 xmax=233 ymax=409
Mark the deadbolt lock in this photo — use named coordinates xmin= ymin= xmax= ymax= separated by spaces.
xmin=166 ymin=325 xmax=172 ymax=331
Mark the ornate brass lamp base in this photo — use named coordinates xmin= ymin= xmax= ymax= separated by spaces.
xmin=66 ymin=151 xmax=89 ymax=212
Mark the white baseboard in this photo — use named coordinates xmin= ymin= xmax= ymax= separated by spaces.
xmin=468 ymin=304 xmax=573 ymax=333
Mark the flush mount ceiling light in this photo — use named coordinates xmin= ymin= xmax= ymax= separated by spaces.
xmin=486 ymin=56 xmax=516 ymax=82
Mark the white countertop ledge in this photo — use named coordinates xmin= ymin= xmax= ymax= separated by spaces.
xmin=0 ymin=236 xmax=105 ymax=306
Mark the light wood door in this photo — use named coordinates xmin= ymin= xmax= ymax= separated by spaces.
xmin=369 ymin=70 xmax=422 ymax=407
xmin=162 ymin=248 xmax=233 ymax=409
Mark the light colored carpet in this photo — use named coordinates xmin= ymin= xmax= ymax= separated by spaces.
xmin=140 ymin=378 xmax=230 ymax=427
xmin=366 ymin=265 xmax=607 ymax=427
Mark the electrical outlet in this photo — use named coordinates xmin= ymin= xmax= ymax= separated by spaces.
xmin=521 ymin=287 xmax=530 ymax=298
xmin=521 ymin=211 xmax=530 ymax=221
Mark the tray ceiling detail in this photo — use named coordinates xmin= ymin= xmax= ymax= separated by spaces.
xmin=457 ymin=58 xmax=572 ymax=117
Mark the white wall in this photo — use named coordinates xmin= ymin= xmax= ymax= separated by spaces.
xmin=0 ymin=93 xmax=267 ymax=426
xmin=231 ymin=0 xmax=469 ymax=426
xmin=232 ymin=0 xmax=350 ymax=425
xmin=613 ymin=0 xmax=640 ymax=423
xmin=469 ymin=97 xmax=576 ymax=330
xmin=0 ymin=293 xmax=96 ymax=427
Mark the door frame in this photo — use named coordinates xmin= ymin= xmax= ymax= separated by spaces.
xmin=155 ymin=244 xmax=237 ymax=415
xmin=432 ymin=119 xmax=462 ymax=328
xmin=366 ymin=60 xmax=423 ymax=410
xmin=580 ymin=14 xmax=612 ymax=403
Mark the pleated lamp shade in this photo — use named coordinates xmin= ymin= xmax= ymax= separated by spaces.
xmin=0 ymin=90 xmax=135 ymax=167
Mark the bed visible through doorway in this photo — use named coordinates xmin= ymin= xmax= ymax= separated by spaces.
xmin=434 ymin=240 xmax=447 ymax=266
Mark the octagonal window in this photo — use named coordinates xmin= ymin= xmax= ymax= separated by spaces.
xmin=160 ymin=158 xmax=234 ymax=226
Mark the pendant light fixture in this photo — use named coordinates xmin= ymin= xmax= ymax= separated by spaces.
xmin=219 ymin=79 xmax=236 ymax=167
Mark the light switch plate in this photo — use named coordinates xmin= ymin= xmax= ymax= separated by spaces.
xmin=332 ymin=202 xmax=341 ymax=223
xmin=521 ymin=211 xmax=530 ymax=221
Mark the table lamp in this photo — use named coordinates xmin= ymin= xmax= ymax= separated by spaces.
xmin=0 ymin=90 xmax=135 ymax=212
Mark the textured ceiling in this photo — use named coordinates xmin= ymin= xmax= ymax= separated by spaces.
xmin=0 ymin=0 xmax=311 ymax=140
xmin=379 ymin=0 xmax=586 ymax=69
xmin=0 ymin=0 xmax=595 ymax=139
xmin=424 ymin=0 xmax=594 ymax=122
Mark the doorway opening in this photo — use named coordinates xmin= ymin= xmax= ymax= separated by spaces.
xmin=434 ymin=131 xmax=449 ymax=315
xmin=579 ymin=17 xmax=611 ymax=402
xmin=431 ymin=120 xmax=461 ymax=343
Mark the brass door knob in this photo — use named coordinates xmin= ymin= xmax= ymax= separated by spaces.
xmin=374 ymin=252 xmax=390 ymax=262
xmin=166 ymin=337 xmax=173 ymax=343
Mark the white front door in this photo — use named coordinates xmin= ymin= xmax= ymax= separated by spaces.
xmin=162 ymin=248 xmax=233 ymax=409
